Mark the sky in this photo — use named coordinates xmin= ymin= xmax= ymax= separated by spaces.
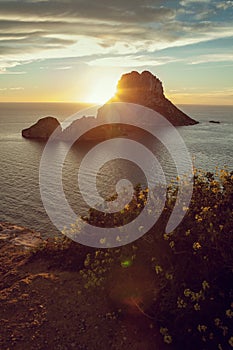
xmin=0 ymin=0 xmax=232 ymax=104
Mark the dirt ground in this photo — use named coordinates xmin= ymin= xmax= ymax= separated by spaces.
xmin=0 ymin=224 xmax=170 ymax=350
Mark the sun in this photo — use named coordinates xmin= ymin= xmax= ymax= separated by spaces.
xmin=83 ymin=76 xmax=118 ymax=104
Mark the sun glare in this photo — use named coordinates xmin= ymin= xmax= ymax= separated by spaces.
xmin=83 ymin=76 xmax=118 ymax=104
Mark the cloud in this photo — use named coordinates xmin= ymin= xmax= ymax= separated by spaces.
xmin=88 ymin=55 xmax=181 ymax=67
xmin=170 ymin=89 xmax=233 ymax=97
xmin=193 ymin=9 xmax=216 ymax=20
xmin=0 ymin=0 xmax=173 ymax=23
xmin=188 ymin=53 xmax=233 ymax=64
xmin=0 ymin=86 xmax=24 ymax=90
xmin=0 ymin=40 xmax=77 ymax=56
xmin=215 ymin=1 xmax=233 ymax=10
xmin=0 ymin=63 xmax=26 ymax=74
xmin=0 ymin=0 xmax=232 ymax=72
xmin=167 ymin=88 xmax=233 ymax=105
xmin=180 ymin=0 xmax=212 ymax=6
xmin=54 ymin=66 xmax=72 ymax=70
xmin=0 ymin=70 xmax=26 ymax=74
xmin=9 ymin=86 xmax=24 ymax=90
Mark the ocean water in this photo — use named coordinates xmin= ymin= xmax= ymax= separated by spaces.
xmin=0 ymin=102 xmax=232 ymax=237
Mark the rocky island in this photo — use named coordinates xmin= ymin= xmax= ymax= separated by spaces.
xmin=22 ymin=116 xmax=61 ymax=139
xmin=107 ymin=70 xmax=197 ymax=126
xmin=22 ymin=71 xmax=198 ymax=140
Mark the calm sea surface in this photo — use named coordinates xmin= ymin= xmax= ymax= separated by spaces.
xmin=0 ymin=103 xmax=232 ymax=236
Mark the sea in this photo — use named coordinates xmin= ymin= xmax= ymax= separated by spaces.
xmin=0 ymin=102 xmax=232 ymax=237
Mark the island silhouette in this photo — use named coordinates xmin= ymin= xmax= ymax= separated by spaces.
xmin=22 ymin=71 xmax=198 ymax=141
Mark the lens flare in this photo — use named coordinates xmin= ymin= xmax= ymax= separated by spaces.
xmin=121 ymin=259 xmax=133 ymax=268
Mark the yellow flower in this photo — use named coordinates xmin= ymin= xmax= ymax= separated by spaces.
xmin=195 ymin=214 xmax=203 ymax=222
xmin=160 ymin=327 xmax=168 ymax=335
xmin=197 ymin=324 xmax=207 ymax=332
xmin=139 ymin=192 xmax=145 ymax=200
xmin=183 ymin=206 xmax=189 ymax=211
xmin=169 ymin=241 xmax=175 ymax=249
xmin=163 ymin=233 xmax=170 ymax=240
xmin=220 ymin=169 xmax=228 ymax=180
xmin=226 ymin=309 xmax=233 ymax=318
xmin=164 ymin=335 xmax=172 ymax=344
xmin=194 ymin=303 xmax=201 ymax=311
xmin=229 ymin=337 xmax=233 ymax=347
xmin=211 ymin=180 xmax=219 ymax=186
xmin=177 ymin=297 xmax=187 ymax=308
xmin=95 ymin=250 xmax=100 ymax=257
xmin=84 ymin=254 xmax=91 ymax=267
xmin=193 ymin=242 xmax=201 ymax=250
xmin=165 ymin=272 xmax=173 ymax=280
xmin=184 ymin=288 xmax=191 ymax=297
xmin=155 ymin=265 xmax=163 ymax=274
xmin=202 ymin=280 xmax=210 ymax=290
xmin=202 ymin=206 xmax=210 ymax=212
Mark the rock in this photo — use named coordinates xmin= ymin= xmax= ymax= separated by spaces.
xmin=62 ymin=115 xmax=100 ymax=142
xmin=12 ymin=233 xmax=42 ymax=249
xmin=209 ymin=120 xmax=220 ymax=124
xmin=0 ymin=222 xmax=43 ymax=250
xmin=106 ymin=70 xmax=198 ymax=126
xmin=22 ymin=116 xmax=61 ymax=139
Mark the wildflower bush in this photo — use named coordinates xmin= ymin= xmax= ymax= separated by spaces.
xmin=65 ymin=169 xmax=233 ymax=349
xmin=78 ymin=169 xmax=232 ymax=348
xmin=157 ymin=168 xmax=233 ymax=350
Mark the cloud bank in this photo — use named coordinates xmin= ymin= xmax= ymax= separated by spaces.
xmin=0 ymin=0 xmax=232 ymax=71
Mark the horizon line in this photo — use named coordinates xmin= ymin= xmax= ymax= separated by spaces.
xmin=0 ymin=101 xmax=232 ymax=107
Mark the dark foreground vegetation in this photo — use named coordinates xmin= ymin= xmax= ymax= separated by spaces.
xmin=0 ymin=169 xmax=232 ymax=350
